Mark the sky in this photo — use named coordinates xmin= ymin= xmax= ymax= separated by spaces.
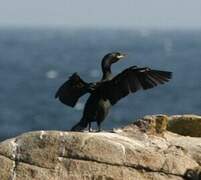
xmin=0 ymin=0 xmax=201 ymax=29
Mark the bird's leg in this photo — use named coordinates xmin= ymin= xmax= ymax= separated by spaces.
xmin=97 ymin=122 xmax=102 ymax=132
xmin=88 ymin=122 xmax=92 ymax=132
xmin=88 ymin=82 xmax=97 ymax=92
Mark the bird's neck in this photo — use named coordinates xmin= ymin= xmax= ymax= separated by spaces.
xmin=101 ymin=61 xmax=112 ymax=80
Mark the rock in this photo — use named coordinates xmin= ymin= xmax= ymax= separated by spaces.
xmin=167 ymin=115 xmax=201 ymax=137
xmin=0 ymin=115 xmax=200 ymax=180
xmin=125 ymin=114 xmax=168 ymax=135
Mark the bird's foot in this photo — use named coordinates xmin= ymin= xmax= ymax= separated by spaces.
xmin=88 ymin=128 xmax=93 ymax=132
xmin=96 ymin=128 xmax=102 ymax=132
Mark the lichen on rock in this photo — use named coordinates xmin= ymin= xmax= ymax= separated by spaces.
xmin=167 ymin=115 xmax=201 ymax=137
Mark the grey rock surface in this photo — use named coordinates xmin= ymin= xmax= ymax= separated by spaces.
xmin=0 ymin=114 xmax=200 ymax=180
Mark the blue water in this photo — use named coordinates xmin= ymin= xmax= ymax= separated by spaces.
xmin=0 ymin=27 xmax=201 ymax=141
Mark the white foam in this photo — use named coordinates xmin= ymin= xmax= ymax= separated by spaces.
xmin=46 ymin=70 xmax=58 ymax=79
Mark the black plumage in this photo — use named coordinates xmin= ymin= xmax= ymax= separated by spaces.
xmin=55 ymin=52 xmax=172 ymax=131
xmin=55 ymin=73 xmax=92 ymax=107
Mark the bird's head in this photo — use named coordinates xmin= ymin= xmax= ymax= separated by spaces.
xmin=102 ymin=52 xmax=126 ymax=65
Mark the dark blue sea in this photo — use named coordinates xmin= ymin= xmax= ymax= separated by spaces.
xmin=0 ymin=27 xmax=201 ymax=141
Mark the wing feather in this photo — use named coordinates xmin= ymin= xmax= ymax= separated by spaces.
xmin=101 ymin=67 xmax=172 ymax=105
xmin=55 ymin=73 xmax=91 ymax=107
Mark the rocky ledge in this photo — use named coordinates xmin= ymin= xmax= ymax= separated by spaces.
xmin=0 ymin=115 xmax=201 ymax=180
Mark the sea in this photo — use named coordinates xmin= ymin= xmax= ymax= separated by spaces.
xmin=0 ymin=27 xmax=201 ymax=141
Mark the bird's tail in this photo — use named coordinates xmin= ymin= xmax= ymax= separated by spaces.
xmin=71 ymin=118 xmax=88 ymax=131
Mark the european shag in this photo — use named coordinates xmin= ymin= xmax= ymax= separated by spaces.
xmin=55 ymin=52 xmax=172 ymax=131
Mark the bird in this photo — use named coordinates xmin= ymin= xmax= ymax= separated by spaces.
xmin=55 ymin=52 xmax=172 ymax=132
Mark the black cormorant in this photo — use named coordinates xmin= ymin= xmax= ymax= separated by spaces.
xmin=55 ymin=52 xmax=172 ymax=131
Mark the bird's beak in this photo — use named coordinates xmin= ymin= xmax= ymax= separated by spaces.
xmin=117 ymin=53 xmax=126 ymax=59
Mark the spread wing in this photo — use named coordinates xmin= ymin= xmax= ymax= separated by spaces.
xmin=55 ymin=73 xmax=91 ymax=107
xmin=101 ymin=66 xmax=172 ymax=105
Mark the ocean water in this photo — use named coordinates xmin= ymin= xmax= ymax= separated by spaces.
xmin=0 ymin=28 xmax=201 ymax=141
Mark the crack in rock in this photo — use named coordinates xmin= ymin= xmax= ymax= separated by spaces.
xmin=10 ymin=138 xmax=18 ymax=180
xmin=0 ymin=154 xmax=54 ymax=171
xmin=59 ymin=155 xmax=184 ymax=178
